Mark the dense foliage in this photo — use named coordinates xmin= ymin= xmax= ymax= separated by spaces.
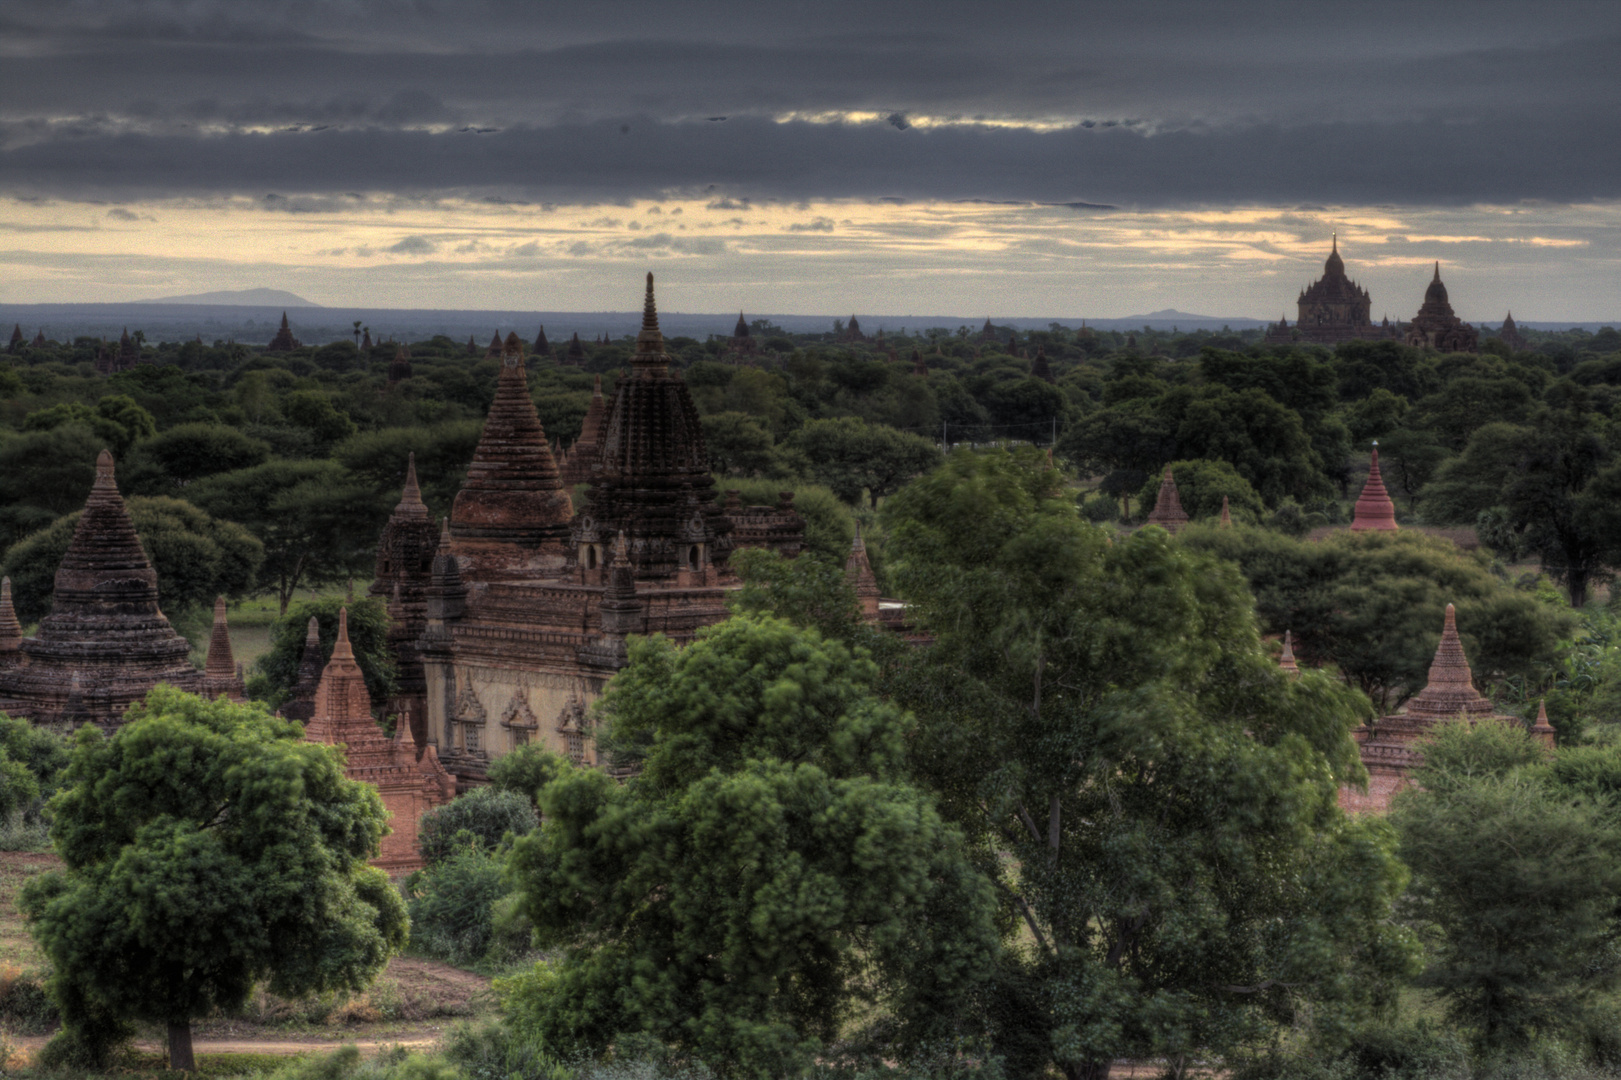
xmin=21 ymin=688 xmax=407 ymax=1069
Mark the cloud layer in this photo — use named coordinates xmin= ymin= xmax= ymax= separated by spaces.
xmin=2 ymin=1 xmax=1619 ymax=207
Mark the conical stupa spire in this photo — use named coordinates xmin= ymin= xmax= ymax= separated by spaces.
xmin=1531 ymin=699 xmax=1556 ymax=746
xmin=1219 ymin=495 xmax=1232 ymax=527
xmin=1350 ymin=442 xmax=1398 ymax=531
xmin=1279 ymin=630 xmax=1299 ymax=675
xmin=633 ymin=272 xmax=669 ymax=372
xmin=1405 ymin=604 xmax=1495 ymax=719
xmin=1433 ymin=261 xmax=1441 ymax=282
xmin=332 ymin=606 xmax=354 ymax=660
xmin=396 ymin=452 xmax=427 ymax=516
xmin=1145 ymin=467 xmax=1190 ymax=534
xmin=309 ymin=606 xmax=372 ymax=730
xmin=205 ymin=596 xmax=235 ymax=676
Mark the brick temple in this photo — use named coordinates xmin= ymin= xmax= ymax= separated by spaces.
xmin=1264 ymin=236 xmax=1400 ymax=345
xmin=0 ymin=451 xmax=211 ymax=728
xmin=373 ymin=275 xmax=814 ymax=789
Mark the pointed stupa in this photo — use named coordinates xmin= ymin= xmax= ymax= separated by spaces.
xmin=202 ymin=596 xmax=246 ymax=701
xmin=7 ymin=324 xmax=22 ymax=353
xmin=0 ymin=577 xmax=21 ymax=657
xmin=1030 ymin=345 xmax=1054 ymax=383
xmin=1278 ymin=630 xmax=1299 ymax=676
xmin=845 ymin=524 xmax=881 ymax=618
xmin=1 ymin=450 xmax=202 ymax=726
xmin=734 ymin=311 xmax=751 ymax=338
xmin=1403 ymin=604 xmax=1496 ymax=720
xmin=1219 ymin=495 xmax=1232 ymax=528
xmin=449 ymin=332 xmax=572 ymax=545
xmin=466 ymin=334 xmax=479 ymax=356
xmin=1145 ymin=467 xmax=1190 ymax=534
xmin=1349 ymin=442 xmax=1398 ymax=531
xmin=561 ymin=375 xmax=608 ymax=487
xmin=566 ymin=331 xmax=585 ymax=362
xmin=306 ymin=607 xmax=373 ymax=741
xmin=282 ymin=616 xmax=327 ymax=722
xmin=486 ymin=331 xmax=503 ymax=358
xmin=571 ymin=274 xmax=731 ymax=580
xmin=371 ymin=451 xmax=440 ymax=733
xmin=912 ymin=348 xmax=927 ymax=376
xmin=1531 ymin=699 xmax=1557 ymax=747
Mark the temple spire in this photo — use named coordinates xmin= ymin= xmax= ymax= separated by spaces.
xmin=1145 ymin=467 xmax=1190 ymax=534
xmin=398 ymin=452 xmax=426 ymax=514
xmin=1433 ymin=261 xmax=1441 ymax=282
xmin=1404 ymin=604 xmax=1494 ymax=720
xmin=845 ymin=524 xmax=881 ymax=618
xmin=1219 ymin=495 xmax=1232 ymax=528
xmin=1531 ymin=699 xmax=1557 ymax=747
xmin=1278 ymin=630 xmax=1299 ymax=676
xmin=205 ymin=597 xmax=235 ymax=676
xmin=1350 ymin=442 xmax=1398 ymax=531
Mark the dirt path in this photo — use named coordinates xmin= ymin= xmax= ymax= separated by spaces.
xmin=9 ymin=1030 xmax=446 ymax=1059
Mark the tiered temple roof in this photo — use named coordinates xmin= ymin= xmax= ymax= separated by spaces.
xmin=0 ymin=451 xmax=201 ymax=728
xmin=7 ymin=325 xmax=21 ymax=353
xmin=1278 ymin=630 xmax=1299 ymax=676
xmin=0 ymin=578 xmax=21 ymax=660
xmin=1341 ymin=604 xmax=1518 ymax=813
xmin=1349 ymin=444 xmax=1399 ymax=531
xmin=266 ymin=312 xmax=302 ymax=352
xmin=570 ymin=275 xmax=732 ymax=581
xmin=1145 ymin=468 xmax=1190 ymax=534
xmin=449 ymin=333 xmax=572 ymax=564
xmin=1405 ymin=263 xmax=1479 ymax=353
xmin=560 ymin=375 xmax=608 ymax=488
xmin=1264 ymin=236 xmax=1398 ymax=345
xmin=1498 ymin=312 xmax=1527 ymax=352
xmin=282 ymin=616 xmax=326 ymax=722
xmin=303 ymin=607 xmax=454 ymax=872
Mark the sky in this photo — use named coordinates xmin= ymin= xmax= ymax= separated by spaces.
xmin=2 ymin=0 xmax=1619 ymax=320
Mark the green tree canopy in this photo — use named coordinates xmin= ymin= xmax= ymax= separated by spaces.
xmin=1179 ymin=524 xmax=1573 ymax=712
xmin=248 ymin=597 xmax=396 ymax=715
xmin=1 ymin=496 xmax=263 ymax=626
xmin=21 ymin=688 xmax=407 ymax=1070
xmin=881 ymin=447 xmax=1417 ymax=1080
xmin=22 ymin=395 xmax=156 ymax=457
xmin=1394 ymin=720 xmax=1621 ymax=1051
xmin=186 ymin=460 xmax=389 ymax=613
xmin=0 ymin=424 xmax=103 ymax=545
xmin=333 ymin=421 xmax=480 ymax=517
xmin=789 ymin=416 xmax=942 ymax=507
xmin=506 ymin=616 xmax=998 ymax=1076
xmin=1134 ymin=457 xmax=1265 ymax=523
xmin=121 ymin=422 xmax=272 ymax=495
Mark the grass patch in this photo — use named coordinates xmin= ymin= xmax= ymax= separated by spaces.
xmin=0 ymin=853 xmax=54 ymax=971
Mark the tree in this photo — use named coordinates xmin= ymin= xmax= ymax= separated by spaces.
xmin=21 ymin=687 xmax=407 ymax=1070
xmin=700 ymin=411 xmax=781 ymax=477
xmin=505 ymin=616 xmax=998 ymax=1076
xmin=282 ymin=390 xmax=358 ymax=453
xmin=120 ymin=422 xmax=272 ymax=495
xmin=415 ymin=787 xmax=537 ymax=867
xmin=186 ymin=461 xmax=389 ymax=613
xmin=881 ymin=448 xmax=1417 ymax=1080
xmin=22 ymin=395 xmax=156 ymax=457
xmin=333 ymin=421 xmax=480 ymax=516
xmin=1133 ymin=458 xmax=1265 ymax=523
xmin=790 ymin=416 xmax=941 ymax=507
xmin=0 ymin=424 xmax=102 ymax=545
xmin=1180 ymin=524 xmax=1573 ymax=713
xmin=1421 ymin=410 xmax=1617 ymax=606
xmin=248 ymin=598 xmax=396 ymax=713
xmin=1394 ymin=720 xmax=1621 ymax=1050
xmin=1 ymin=496 xmax=263 ymax=626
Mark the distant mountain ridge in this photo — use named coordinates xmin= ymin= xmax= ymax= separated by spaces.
xmin=1117 ymin=308 xmax=1252 ymax=323
xmin=138 ymin=288 xmax=321 ymax=307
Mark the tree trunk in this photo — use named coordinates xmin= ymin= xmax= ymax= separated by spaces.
xmin=168 ymin=1019 xmax=195 ymax=1071
xmin=1065 ymin=1060 xmax=1112 ymax=1080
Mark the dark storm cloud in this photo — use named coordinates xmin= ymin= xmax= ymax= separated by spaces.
xmin=2 ymin=0 xmax=1618 ymax=207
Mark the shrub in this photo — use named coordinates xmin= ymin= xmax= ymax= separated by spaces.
xmin=408 ymin=844 xmax=509 ymax=967
xmin=416 ymin=787 xmax=538 ymax=867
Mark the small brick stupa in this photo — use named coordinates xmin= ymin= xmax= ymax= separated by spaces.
xmin=1145 ymin=467 xmax=1190 ymax=534
xmin=534 ymin=325 xmax=551 ymax=357
xmin=560 ymin=375 xmax=608 ymax=488
xmin=303 ymin=607 xmax=454 ymax=873
xmin=1278 ymin=630 xmax=1299 ymax=676
xmin=0 ymin=578 xmax=22 ymax=667
xmin=201 ymin=597 xmax=246 ymax=701
xmin=449 ymin=332 xmax=573 ymax=572
xmin=0 ymin=451 xmax=201 ymax=728
xmin=1219 ymin=495 xmax=1232 ymax=528
xmin=1349 ymin=443 xmax=1398 ymax=531
xmin=1341 ymin=603 xmax=1513 ymax=813
xmin=387 ymin=343 xmax=413 ymax=385
xmin=1030 ymin=345 xmax=1054 ymax=383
